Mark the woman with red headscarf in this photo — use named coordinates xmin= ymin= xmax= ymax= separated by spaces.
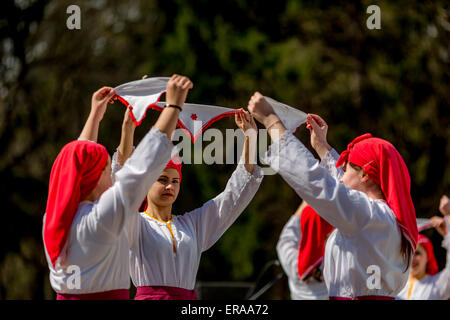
xmin=113 ymin=109 xmax=263 ymax=300
xmin=276 ymin=201 xmax=334 ymax=299
xmin=247 ymin=92 xmax=418 ymax=299
xmin=397 ymin=200 xmax=450 ymax=300
xmin=43 ymin=74 xmax=193 ymax=299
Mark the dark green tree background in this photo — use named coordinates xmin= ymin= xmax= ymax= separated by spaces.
xmin=0 ymin=0 xmax=448 ymax=299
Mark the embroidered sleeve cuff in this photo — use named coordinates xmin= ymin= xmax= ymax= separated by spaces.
xmin=320 ymin=148 xmax=339 ymax=168
xmin=236 ymin=162 xmax=264 ymax=185
xmin=319 ymin=148 xmax=343 ymax=180
xmin=260 ymin=131 xmax=291 ymax=167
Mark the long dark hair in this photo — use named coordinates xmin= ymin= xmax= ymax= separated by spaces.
xmin=400 ymin=234 xmax=413 ymax=273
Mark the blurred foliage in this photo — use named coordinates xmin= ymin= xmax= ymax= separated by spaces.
xmin=0 ymin=0 xmax=448 ymax=299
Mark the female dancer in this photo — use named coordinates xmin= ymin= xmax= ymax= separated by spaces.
xmin=397 ymin=201 xmax=450 ymax=299
xmin=247 ymin=92 xmax=418 ymax=299
xmin=114 ymin=109 xmax=263 ymax=299
xmin=43 ymin=74 xmax=193 ymax=299
xmin=276 ymin=201 xmax=333 ymax=299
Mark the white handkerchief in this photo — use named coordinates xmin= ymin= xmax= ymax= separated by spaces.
xmin=264 ymin=96 xmax=307 ymax=133
xmin=114 ymin=77 xmax=169 ymax=125
xmin=114 ymin=78 xmax=308 ymax=143
xmin=155 ymin=102 xmax=239 ymax=142
xmin=416 ymin=218 xmax=433 ymax=232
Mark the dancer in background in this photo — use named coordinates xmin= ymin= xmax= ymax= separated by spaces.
xmin=277 ymin=201 xmax=333 ymax=299
xmin=113 ymin=108 xmax=263 ymax=300
xmin=248 ymin=92 xmax=418 ymax=299
xmin=43 ymin=74 xmax=192 ymax=299
xmin=397 ymin=197 xmax=450 ymax=299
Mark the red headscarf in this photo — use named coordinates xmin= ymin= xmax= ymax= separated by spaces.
xmin=44 ymin=140 xmax=109 ymax=266
xmin=297 ymin=205 xmax=334 ymax=280
xmin=165 ymin=156 xmax=182 ymax=181
xmin=138 ymin=157 xmax=182 ymax=212
xmin=418 ymin=234 xmax=439 ymax=275
xmin=335 ymin=133 xmax=418 ymax=251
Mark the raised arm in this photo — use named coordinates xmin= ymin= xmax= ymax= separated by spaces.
xmin=247 ymin=92 xmax=286 ymax=142
xmin=430 ymin=216 xmax=450 ymax=299
xmin=439 ymin=195 xmax=450 ymax=216
xmin=154 ymin=74 xmax=193 ymax=137
xmin=184 ymin=111 xmax=263 ymax=251
xmin=248 ymin=92 xmax=389 ymax=236
xmin=235 ymin=109 xmax=258 ymax=174
xmin=117 ymin=109 xmax=136 ymax=166
xmin=305 ymin=114 xmax=345 ymax=180
xmin=83 ymin=75 xmax=194 ymax=239
xmin=113 ymin=74 xmax=193 ymax=171
xmin=79 ymin=87 xmax=116 ymax=142
xmin=306 ymin=114 xmax=332 ymax=160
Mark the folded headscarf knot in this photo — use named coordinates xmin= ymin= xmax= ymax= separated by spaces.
xmin=335 ymin=133 xmax=373 ymax=168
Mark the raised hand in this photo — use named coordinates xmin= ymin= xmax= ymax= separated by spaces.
xmin=118 ymin=108 xmax=136 ymax=166
xmin=306 ymin=113 xmax=332 ymax=159
xmin=235 ymin=109 xmax=258 ymax=174
xmin=235 ymin=109 xmax=257 ymax=133
xmin=154 ymin=74 xmax=193 ymax=138
xmin=439 ymin=195 xmax=450 ymax=216
xmin=247 ymin=92 xmax=277 ymax=127
xmin=247 ymin=92 xmax=286 ymax=142
xmin=165 ymin=74 xmax=193 ymax=108
xmin=79 ymin=86 xmax=116 ymax=142
xmin=430 ymin=216 xmax=448 ymax=237
xmin=91 ymin=86 xmax=116 ymax=121
xmin=122 ymin=107 xmax=135 ymax=130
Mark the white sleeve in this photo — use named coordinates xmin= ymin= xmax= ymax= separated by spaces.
xmin=276 ymin=215 xmax=301 ymax=282
xmin=319 ymin=149 xmax=344 ymax=181
xmin=184 ymin=164 xmax=264 ymax=252
xmin=111 ymin=146 xmax=135 ymax=184
xmin=80 ymin=127 xmax=172 ymax=241
xmin=262 ymin=132 xmax=383 ymax=237
xmin=431 ymin=217 xmax=450 ymax=299
xmin=124 ymin=209 xmax=141 ymax=248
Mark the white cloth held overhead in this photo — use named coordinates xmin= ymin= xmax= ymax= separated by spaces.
xmin=416 ymin=218 xmax=434 ymax=232
xmin=155 ymin=101 xmax=239 ymax=142
xmin=114 ymin=78 xmax=309 ymax=142
xmin=264 ymin=96 xmax=308 ymax=133
xmin=114 ymin=77 xmax=169 ymax=125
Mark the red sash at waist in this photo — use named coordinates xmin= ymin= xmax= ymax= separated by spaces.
xmin=329 ymin=295 xmax=394 ymax=300
xmin=135 ymin=286 xmax=198 ymax=300
xmin=56 ymin=289 xmax=129 ymax=300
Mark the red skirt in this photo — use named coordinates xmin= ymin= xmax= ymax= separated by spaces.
xmin=329 ymin=295 xmax=394 ymax=300
xmin=56 ymin=289 xmax=129 ymax=300
xmin=135 ymin=286 xmax=198 ymax=300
